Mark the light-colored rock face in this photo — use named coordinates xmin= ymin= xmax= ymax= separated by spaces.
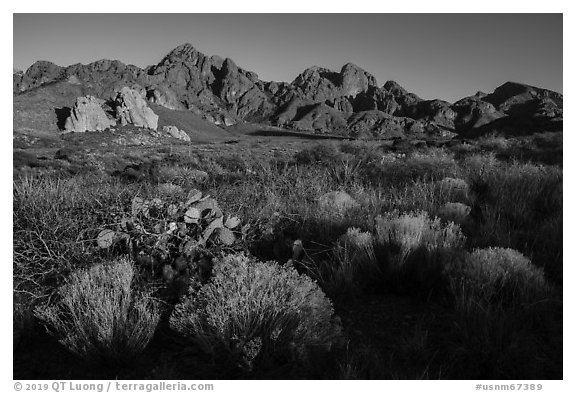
xmin=115 ymin=86 xmax=159 ymax=130
xmin=64 ymin=95 xmax=116 ymax=133
xmin=161 ymin=125 xmax=190 ymax=142
xmin=340 ymin=63 xmax=378 ymax=97
xmin=147 ymin=86 xmax=185 ymax=110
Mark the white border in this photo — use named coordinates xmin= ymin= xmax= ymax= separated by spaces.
xmin=3 ymin=3 xmax=573 ymax=391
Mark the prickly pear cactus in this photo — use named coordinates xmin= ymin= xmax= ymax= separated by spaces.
xmin=96 ymin=189 xmax=246 ymax=294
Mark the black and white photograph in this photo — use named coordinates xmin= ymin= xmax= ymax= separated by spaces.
xmin=8 ymin=8 xmax=568 ymax=385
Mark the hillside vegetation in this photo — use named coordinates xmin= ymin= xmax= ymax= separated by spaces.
xmin=13 ymin=133 xmax=562 ymax=379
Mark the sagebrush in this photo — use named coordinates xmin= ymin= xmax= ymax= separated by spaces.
xmin=34 ymin=258 xmax=160 ymax=363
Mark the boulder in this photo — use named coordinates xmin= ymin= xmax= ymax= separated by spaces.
xmin=162 ymin=125 xmax=191 ymax=142
xmin=115 ymin=86 xmax=159 ymax=130
xmin=64 ymin=95 xmax=116 ymax=133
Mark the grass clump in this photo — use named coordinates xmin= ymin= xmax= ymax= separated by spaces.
xmin=437 ymin=202 xmax=472 ymax=226
xmin=169 ymin=253 xmax=342 ymax=374
xmin=294 ymin=142 xmax=348 ymax=166
xmin=374 ymin=210 xmax=465 ymax=292
xmin=461 ymin=155 xmax=563 ymax=282
xmin=34 ymin=258 xmax=160 ymax=364
xmin=443 ymin=247 xmax=558 ymax=379
xmin=318 ymin=227 xmax=380 ymax=297
xmin=447 ymin=247 xmax=550 ymax=309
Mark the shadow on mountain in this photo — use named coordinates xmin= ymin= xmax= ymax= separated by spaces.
xmin=249 ymin=129 xmax=353 ymax=140
xmin=55 ymin=107 xmax=71 ymax=130
xmin=462 ymin=116 xmax=563 ymax=138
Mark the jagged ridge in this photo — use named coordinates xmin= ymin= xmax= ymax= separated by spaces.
xmin=13 ymin=42 xmax=563 ymax=138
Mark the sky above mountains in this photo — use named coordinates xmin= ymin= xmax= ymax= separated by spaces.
xmin=13 ymin=14 xmax=562 ymax=103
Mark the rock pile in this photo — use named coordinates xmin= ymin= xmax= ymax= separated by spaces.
xmin=162 ymin=125 xmax=190 ymax=142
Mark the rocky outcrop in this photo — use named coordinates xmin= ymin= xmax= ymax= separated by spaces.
xmin=291 ymin=103 xmax=349 ymax=134
xmin=115 ymin=87 xmax=159 ymax=130
xmin=340 ymin=63 xmax=378 ymax=97
xmin=146 ymin=85 xmax=185 ymax=110
xmin=64 ymin=95 xmax=115 ymax=133
xmin=291 ymin=63 xmax=378 ymax=104
xmin=414 ymin=100 xmax=457 ymax=129
xmin=347 ymin=110 xmax=446 ymax=139
xmin=484 ymin=81 xmax=563 ymax=117
xmin=161 ymin=125 xmax=190 ymax=142
xmin=452 ymin=96 xmax=504 ymax=130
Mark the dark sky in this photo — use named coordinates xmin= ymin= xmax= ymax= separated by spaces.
xmin=13 ymin=14 xmax=562 ymax=102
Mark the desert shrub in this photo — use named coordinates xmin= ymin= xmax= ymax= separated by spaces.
xmin=294 ymin=142 xmax=348 ymax=166
xmin=460 ymin=152 xmax=502 ymax=179
xmin=157 ymin=164 xmax=209 ymax=188
xmin=446 ymin=247 xmax=550 ymax=309
xmin=436 ymin=177 xmax=470 ymax=202
xmin=445 ymin=247 xmax=559 ymax=379
xmin=34 ymin=259 xmax=160 ymax=364
xmin=313 ymin=227 xmax=380 ymax=297
xmin=437 ymin=202 xmax=472 ymax=226
xmin=375 ymin=210 xmax=465 ymax=262
xmin=460 ymin=156 xmax=562 ymax=282
xmin=13 ymin=150 xmax=40 ymax=168
xmin=169 ymin=253 xmax=342 ymax=374
xmin=214 ymin=153 xmax=250 ymax=173
xmin=374 ymin=210 xmax=465 ymax=292
xmin=477 ymin=134 xmax=510 ymax=151
xmin=13 ymin=174 xmax=138 ymax=299
xmin=157 ymin=182 xmax=185 ymax=198
xmin=363 ymin=148 xmax=458 ymax=186
xmin=533 ymin=132 xmax=562 ymax=149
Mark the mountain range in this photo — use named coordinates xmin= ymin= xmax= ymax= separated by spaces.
xmin=13 ymin=43 xmax=563 ymax=139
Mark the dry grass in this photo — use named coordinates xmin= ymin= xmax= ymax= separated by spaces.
xmin=34 ymin=258 xmax=160 ymax=364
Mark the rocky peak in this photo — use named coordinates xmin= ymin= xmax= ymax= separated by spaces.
xmin=222 ymin=58 xmax=239 ymax=76
xmin=383 ymin=80 xmax=409 ymax=97
xmin=156 ymin=43 xmax=203 ymax=68
xmin=26 ymin=60 xmax=63 ymax=74
xmin=294 ymin=66 xmax=339 ymax=85
xmin=484 ymin=81 xmax=563 ymax=117
xmin=14 ymin=60 xmax=65 ymax=92
xmin=488 ymin=81 xmax=562 ymax=104
xmin=340 ymin=62 xmax=378 ymax=96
